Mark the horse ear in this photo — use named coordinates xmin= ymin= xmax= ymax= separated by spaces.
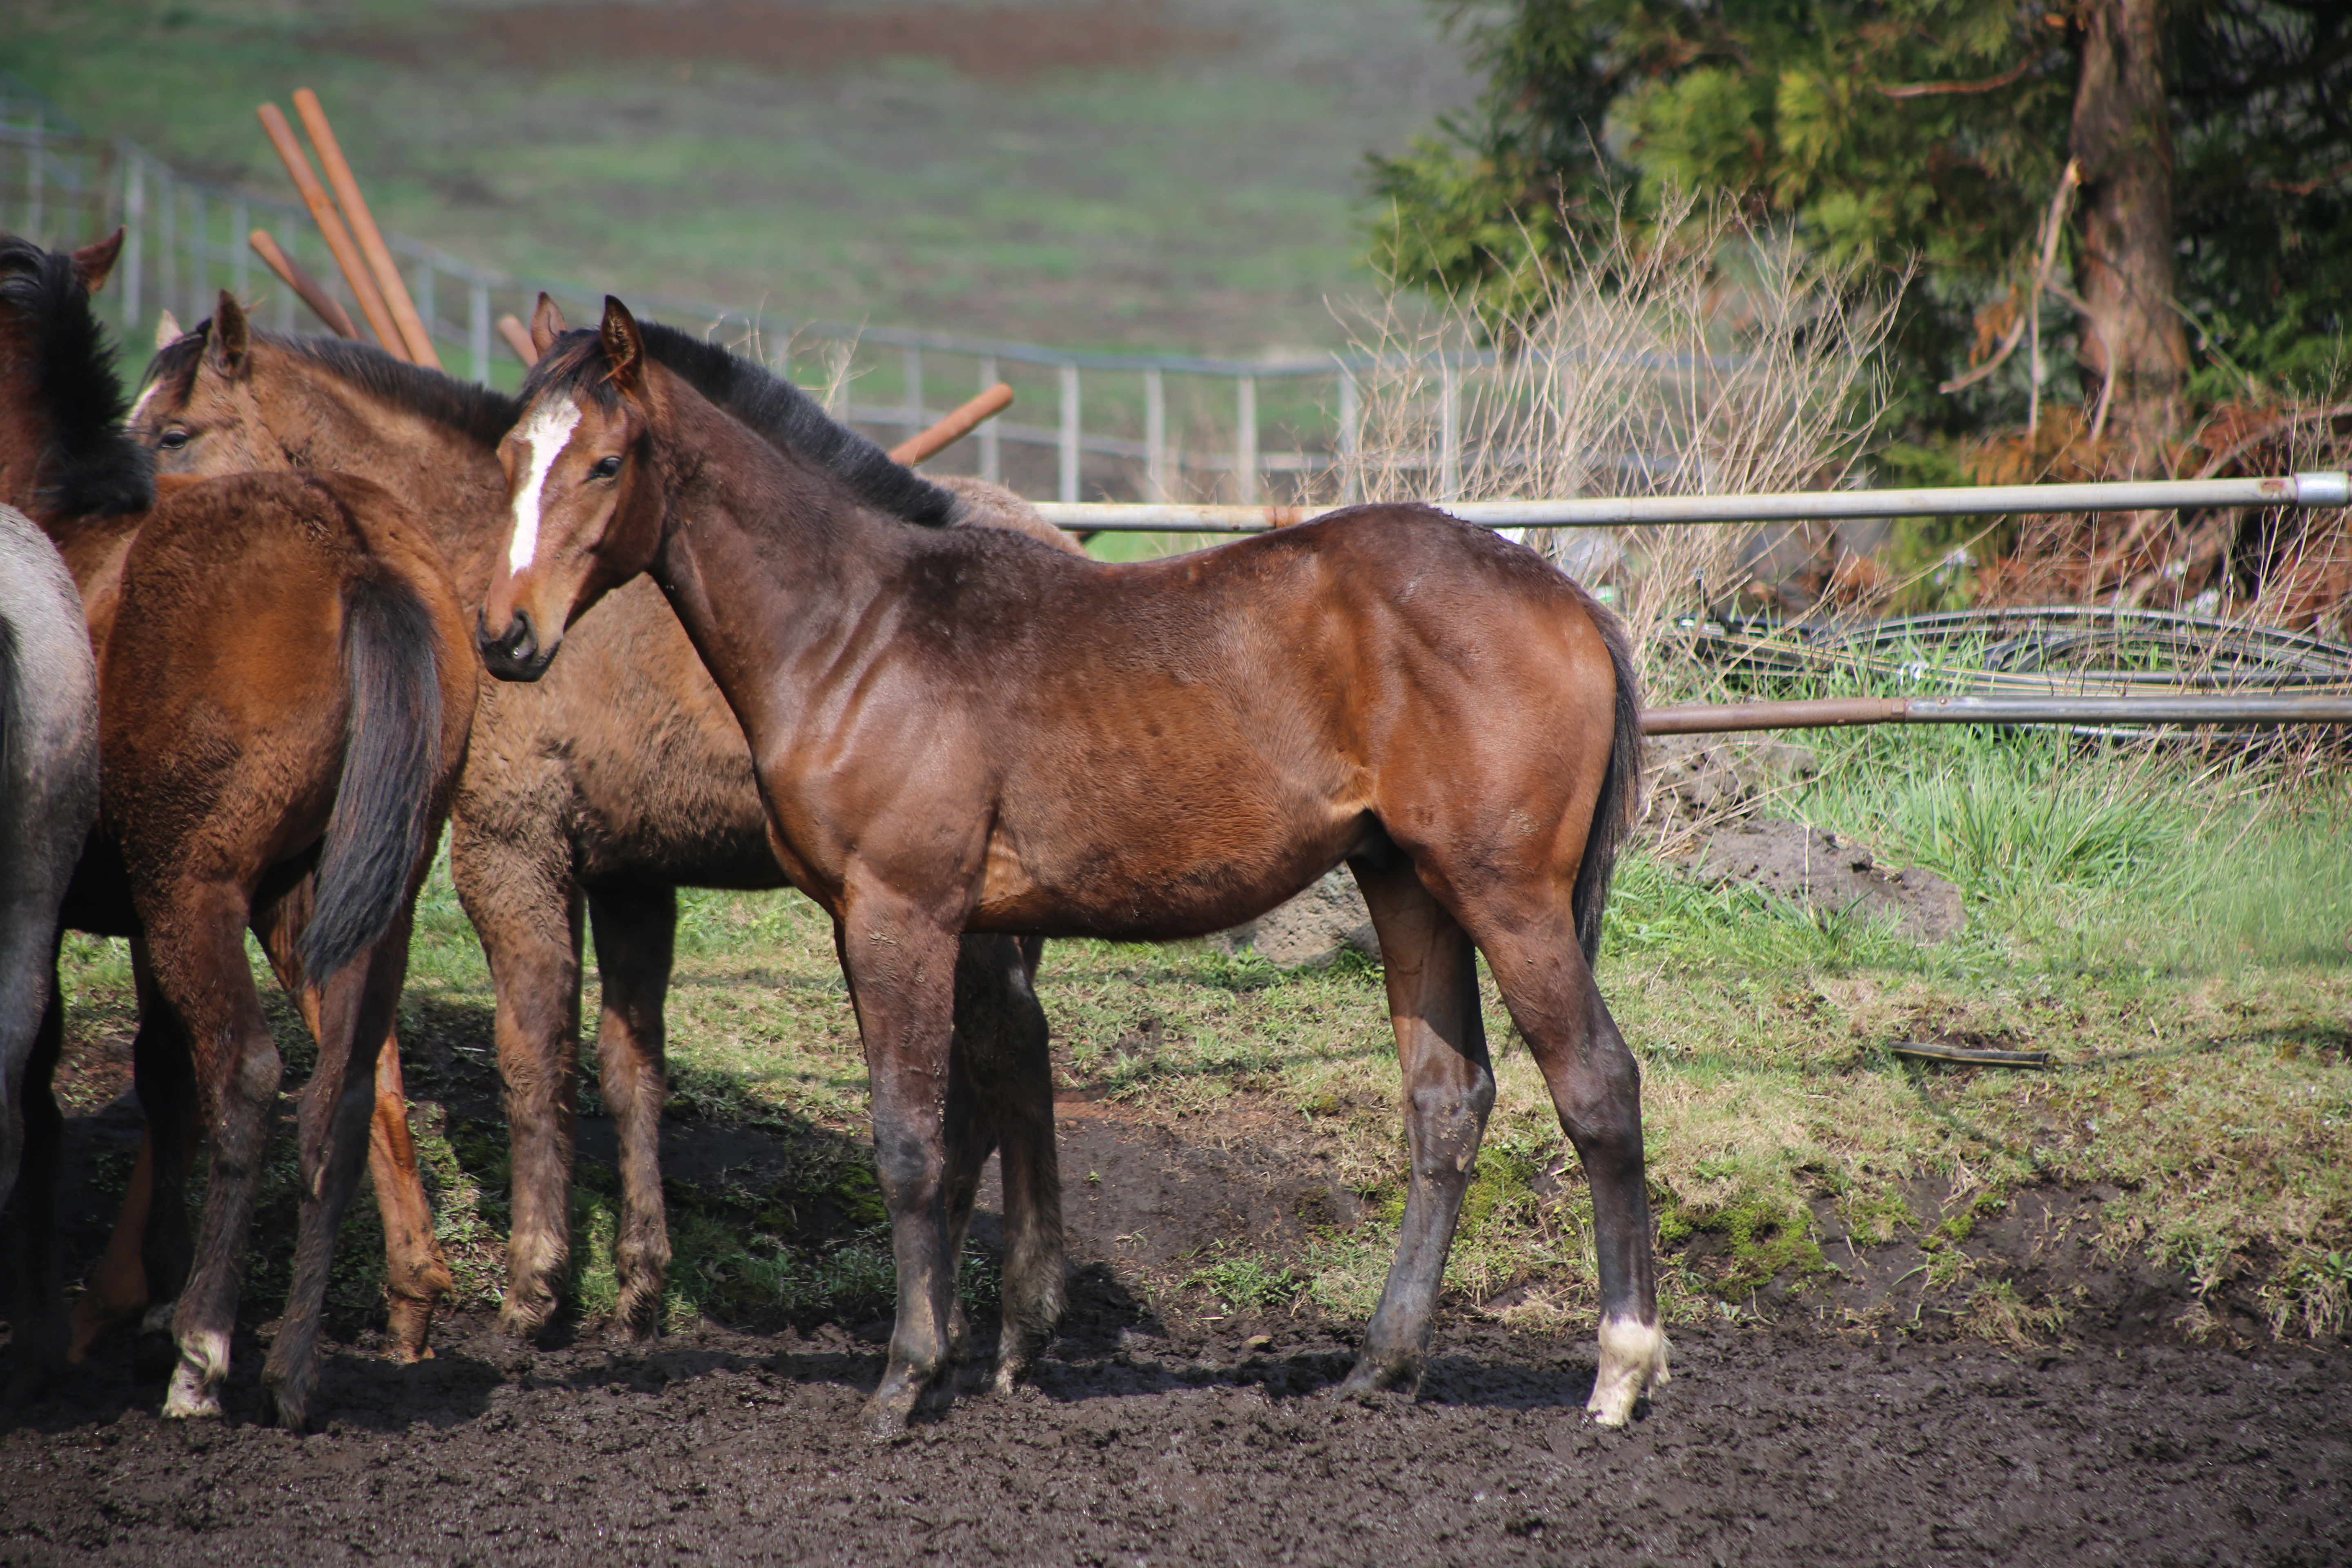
xmin=206 ymin=291 xmax=252 ymax=381
xmin=71 ymin=229 xmax=125 ymax=295
xmin=529 ymin=292 xmax=568 ymax=357
xmin=154 ymin=310 xmax=183 ymax=350
xmin=601 ymin=296 xmax=644 ymax=396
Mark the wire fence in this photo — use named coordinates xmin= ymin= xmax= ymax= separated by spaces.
xmin=0 ymin=73 xmax=1534 ymax=509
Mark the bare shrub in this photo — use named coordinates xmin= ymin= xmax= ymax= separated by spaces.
xmin=1325 ymin=188 xmax=1903 ymax=683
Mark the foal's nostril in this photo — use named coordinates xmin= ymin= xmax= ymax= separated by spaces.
xmin=476 ymin=607 xmax=550 ymax=681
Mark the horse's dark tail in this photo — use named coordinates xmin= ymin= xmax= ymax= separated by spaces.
xmin=1569 ymin=593 xmax=1644 ymax=966
xmin=298 ymin=571 xmax=444 ymax=986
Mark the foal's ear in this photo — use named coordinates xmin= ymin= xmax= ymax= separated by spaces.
xmin=206 ymin=291 xmax=252 ymax=381
xmin=600 ymin=295 xmax=644 ymax=396
xmin=154 ymin=310 xmax=183 ymax=351
xmin=529 ymin=292 xmax=568 ymax=357
xmin=71 ymin=229 xmax=125 ymax=295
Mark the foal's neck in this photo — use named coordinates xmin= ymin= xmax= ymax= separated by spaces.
xmin=271 ymin=349 xmax=509 ymax=599
xmin=649 ymin=381 xmax=926 ymax=734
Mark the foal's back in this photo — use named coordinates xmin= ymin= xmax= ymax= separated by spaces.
xmin=843 ymin=503 xmax=1620 ymax=940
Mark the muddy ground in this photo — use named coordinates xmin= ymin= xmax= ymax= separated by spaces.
xmin=5 ymin=1079 xmax=2349 ymax=1567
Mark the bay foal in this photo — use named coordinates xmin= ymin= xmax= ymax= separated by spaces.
xmin=0 ymin=234 xmax=460 ymax=1410
xmin=482 ymin=299 xmax=1668 ymax=1431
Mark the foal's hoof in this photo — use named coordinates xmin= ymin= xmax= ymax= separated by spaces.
xmin=497 ymin=1291 xmax=556 ymax=1343
xmin=385 ymin=1296 xmax=438 ymax=1365
xmin=259 ymin=1378 xmax=314 ymax=1433
xmin=1584 ymin=1316 xmax=1670 ymax=1428
xmin=861 ymin=1391 xmax=916 ymax=1443
xmin=161 ymin=1367 xmax=223 ymax=1421
xmin=1333 ymin=1350 xmax=1419 ymax=1402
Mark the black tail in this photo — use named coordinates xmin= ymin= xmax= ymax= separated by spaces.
xmin=298 ymin=572 xmax=444 ymax=986
xmin=1569 ymin=590 xmax=1644 ymax=966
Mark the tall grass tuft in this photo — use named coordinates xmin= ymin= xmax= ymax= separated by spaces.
xmin=1327 ymin=186 xmax=1903 ymax=670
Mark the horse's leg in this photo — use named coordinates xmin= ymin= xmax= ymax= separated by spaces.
xmin=951 ymin=933 xmax=1064 ymax=1391
xmin=252 ymin=888 xmax=449 ymax=1362
xmin=0 ymin=948 xmax=67 ymax=1396
xmin=834 ymin=902 xmax=962 ymax=1437
xmin=1336 ymin=855 xmax=1495 ymax=1397
xmin=259 ymin=912 xmax=410 ymax=1430
xmin=130 ymin=940 xmax=200 ymax=1319
xmin=1466 ymin=907 xmax=1666 ymax=1426
xmin=368 ymin=1043 xmax=452 ymax=1362
xmin=453 ymin=828 xmax=584 ymax=1341
xmin=585 ymin=883 xmax=675 ymax=1340
xmin=154 ymin=889 xmax=283 ymax=1420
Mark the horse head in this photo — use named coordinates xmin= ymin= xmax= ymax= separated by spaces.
xmin=131 ymin=291 xmax=283 ymax=478
xmin=479 ymin=294 xmax=668 ymax=682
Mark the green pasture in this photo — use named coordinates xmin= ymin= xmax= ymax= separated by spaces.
xmin=50 ymin=711 xmax=2352 ymax=1351
xmin=3 ymin=0 xmax=1467 ymax=354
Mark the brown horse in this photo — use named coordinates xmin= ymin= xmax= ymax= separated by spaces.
xmin=136 ymin=293 xmax=1072 ymax=1370
xmin=482 ymin=298 xmax=1668 ymax=1432
xmin=103 ymin=469 xmax=474 ymax=1427
xmin=0 ymin=232 xmax=471 ymax=1424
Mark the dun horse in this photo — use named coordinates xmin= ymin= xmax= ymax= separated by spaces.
xmin=137 ymin=294 xmax=1072 ymax=1369
xmin=0 ymin=232 xmax=472 ymax=1426
xmin=483 ymin=298 xmax=1669 ymax=1431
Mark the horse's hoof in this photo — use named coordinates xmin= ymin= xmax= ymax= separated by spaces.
xmin=863 ymin=1363 xmax=938 ymax=1440
xmin=496 ymin=1298 xmax=551 ymax=1343
xmin=385 ymin=1297 xmax=437 ymax=1365
xmin=1333 ymin=1350 xmax=1418 ymax=1401
xmin=259 ymin=1381 xmax=313 ymax=1433
xmin=861 ymin=1392 xmax=915 ymax=1443
xmin=161 ymin=1370 xmax=222 ymax=1421
xmin=1585 ymin=1316 xmax=1670 ymax=1428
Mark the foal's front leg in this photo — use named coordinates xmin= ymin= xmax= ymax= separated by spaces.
xmin=837 ymin=900 xmax=964 ymax=1437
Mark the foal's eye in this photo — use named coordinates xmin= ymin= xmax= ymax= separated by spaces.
xmin=590 ymin=455 xmax=623 ymax=480
xmin=157 ymin=427 xmax=191 ymax=450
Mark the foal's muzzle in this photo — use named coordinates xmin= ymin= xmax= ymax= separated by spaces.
xmin=477 ymin=606 xmax=555 ymax=682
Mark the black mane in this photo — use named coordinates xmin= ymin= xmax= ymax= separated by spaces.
xmin=143 ymin=323 xmax=520 ymax=448
xmin=0 ymin=233 xmax=153 ymax=518
xmin=523 ymin=318 xmax=958 ymax=529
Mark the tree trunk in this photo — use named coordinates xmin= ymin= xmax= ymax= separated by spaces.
xmin=2069 ymin=0 xmax=2189 ymax=468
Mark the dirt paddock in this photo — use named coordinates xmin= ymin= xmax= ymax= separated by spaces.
xmin=5 ymin=1099 xmax=2348 ymax=1567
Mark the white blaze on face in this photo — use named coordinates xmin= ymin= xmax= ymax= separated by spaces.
xmin=506 ymin=398 xmax=584 ymax=576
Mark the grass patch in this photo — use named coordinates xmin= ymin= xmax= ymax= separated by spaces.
xmin=45 ymin=723 xmax=2352 ymax=1346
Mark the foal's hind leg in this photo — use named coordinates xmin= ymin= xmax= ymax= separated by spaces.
xmin=368 ymin=1045 xmax=453 ymax=1362
xmin=153 ymin=888 xmax=285 ymax=1420
xmin=254 ymin=892 xmax=450 ymax=1363
xmin=941 ymin=934 xmax=1066 ymax=1386
xmin=69 ymin=947 xmax=202 ymax=1362
xmin=1337 ymin=856 xmax=1495 ymax=1397
xmin=261 ymin=917 xmax=413 ymax=1430
xmin=1468 ymin=911 xmax=1666 ymax=1426
xmin=587 ymin=884 xmax=675 ymax=1340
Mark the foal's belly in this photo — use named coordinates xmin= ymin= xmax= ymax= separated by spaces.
xmin=974 ymin=790 xmax=1377 ymax=942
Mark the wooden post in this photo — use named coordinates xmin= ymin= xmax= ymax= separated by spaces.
xmin=1058 ymin=364 xmax=1081 ymax=504
xmin=1235 ymin=373 xmax=1258 ymax=505
xmin=292 ymin=90 xmax=441 ymax=368
xmin=888 ymin=383 xmax=1013 ymax=466
xmin=1145 ymin=366 xmax=1167 ymax=501
xmin=249 ymin=230 xmax=358 ymax=338
xmin=255 ymin=102 xmax=406 ymax=358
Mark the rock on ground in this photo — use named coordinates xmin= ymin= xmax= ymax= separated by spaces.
xmin=1672 ymin=818 xmax=1967 ymax=943
xmin=1223 ymin=870 xmax=1380 ymax=969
